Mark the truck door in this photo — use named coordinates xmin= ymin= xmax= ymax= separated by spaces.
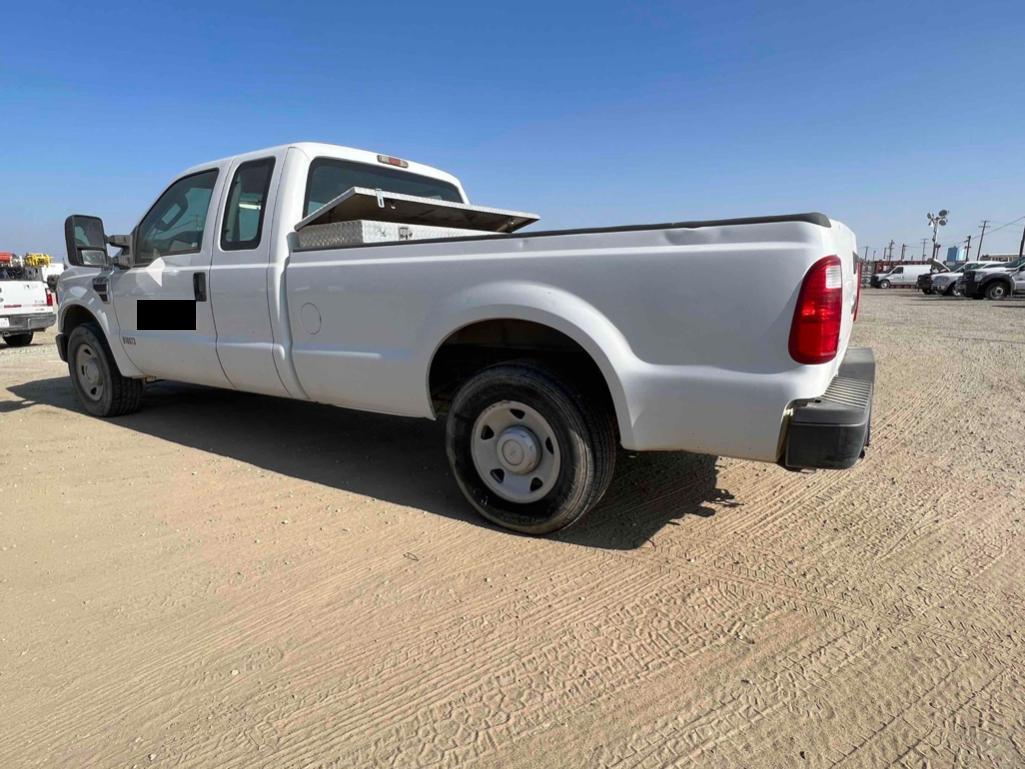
xmin=110 ymin=168 xmax=232 ymax=388
xmin=209 ymin=155 xmax=289 ymax=396
xmin=1013 ymin=264 xmax=1025 ymax=293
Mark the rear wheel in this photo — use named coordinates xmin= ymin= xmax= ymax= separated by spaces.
xmin=446 ymin=361 xmax=617 ymax=534
xmin=923 ymin=288 xmax=934 ymax=295
xmin=985 ymin=282 xmax=1009 ymax=300
xmin=2 ymin=332 xmax=33 ymax=347
xmin=944 ymin=284 xmax=957 ymax=296
xmin=67 ymin=323 xmax=144 ymax=417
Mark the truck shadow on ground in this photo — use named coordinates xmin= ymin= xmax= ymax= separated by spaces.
xmin=7 ymin=377 xmax=734 ymax=550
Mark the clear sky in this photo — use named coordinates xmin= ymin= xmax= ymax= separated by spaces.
xmin=2 ymin=0 xmax=1024 ymax=260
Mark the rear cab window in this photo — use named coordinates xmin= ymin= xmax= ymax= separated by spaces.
xmin=303 ymin=158 xmax=463 ymax=218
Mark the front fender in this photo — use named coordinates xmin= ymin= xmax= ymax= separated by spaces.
xmin=57 ymin=280 xmax=142 ymax=378
xmin=981 ymin=275 xmax=1014 ymax=294
xmin=418 ymin=281 xmax=640 ymax=445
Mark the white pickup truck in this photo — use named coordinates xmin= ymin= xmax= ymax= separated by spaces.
xmin=58 ymin=142 xmax=874 ymax=534
xmin=1 ymin=279 xmax=56 ymax=347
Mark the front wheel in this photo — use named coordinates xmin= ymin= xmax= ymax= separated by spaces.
xmin=2 ymin=332 xmax=33 ymax=347
xmin=446 ymin=362 xmax=617 ymax=534
xmin=985 ymin=282 xmax=1009 ymax=300
xmin=878 ymin=279 xmax=891 ymax=289
xmin=67 ymin=323 xmax=144 ymax=417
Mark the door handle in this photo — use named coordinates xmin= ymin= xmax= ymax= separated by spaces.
xmin=193 ymin=272 xmax=207 ymax=302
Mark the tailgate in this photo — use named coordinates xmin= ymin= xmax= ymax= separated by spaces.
xmin=824 ymin=220 xmax=859 ymax=370
xmin=0 ymin=281 xmax=50 ymax=315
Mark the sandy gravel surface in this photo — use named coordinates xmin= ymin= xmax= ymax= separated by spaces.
xmin=1 ymin=292 xmax=1023 ymax=768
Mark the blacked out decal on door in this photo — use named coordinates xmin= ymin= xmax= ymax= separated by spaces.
xmin=136 ymin=300 xmax=197 ymax=331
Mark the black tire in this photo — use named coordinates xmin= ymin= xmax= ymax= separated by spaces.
xmin=3 ymin=332 xmax=33 ymax=347
xmin=878 ymin=279 xmax=890 ymax=289
xmin=971 ymin=294 xmax=985 ymax=300
xmin=944 ymin=284 xmax=957 ymax=296
xmin=446 ymin=361 xmax=617 ymax=535
xmin=67 ymin=323 xmax=144 ymax=417
xmin=985 ymin=281 xmax=1009 ymax=300
xmin=923 ymin=288 xmax=933 ymax=295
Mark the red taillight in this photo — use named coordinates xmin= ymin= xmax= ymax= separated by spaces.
xmin=853 ymin=260 xmax=862 ymax=321
xmin=789 ymin=255 xmax=843 ymax=364
xmin=45 ymin=288 xmax=54 ymax=307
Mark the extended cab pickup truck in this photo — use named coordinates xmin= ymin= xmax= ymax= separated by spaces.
xmin=58 ymin=142 xmax=874 ymax=534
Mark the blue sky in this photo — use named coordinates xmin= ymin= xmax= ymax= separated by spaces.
xmin=2 ymin=0 xmax=1024 ymax=260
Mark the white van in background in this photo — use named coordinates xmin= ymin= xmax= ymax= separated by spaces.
xmin=870 ymin=263 xmax=934 ymax=288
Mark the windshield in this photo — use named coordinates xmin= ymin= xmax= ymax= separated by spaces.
xmin=304 ymin=158 xmax=463 ymax=217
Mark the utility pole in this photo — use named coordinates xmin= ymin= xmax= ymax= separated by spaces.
xmin=920 ymin=238 xmax=929 ymax=258
xmin=862 ymin=245 xmax=870 ymax=262
xmin=1019 ymin=222 xmax=1025 ymax=258
xmin=964 ymin=235 xmax=971 ymax=261
xmin=887 ymin=239 xmax=896 ymax=260
xmin=976 ymin=220 xmax=990 ymax=259
xmin=900 ymin=243 xmax=907 ymax=260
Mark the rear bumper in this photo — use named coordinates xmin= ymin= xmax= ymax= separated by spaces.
xmin=1 ymin=311 xmax=55 ymax=333
xmin=781 ymin=347 xmax=875 ymax=470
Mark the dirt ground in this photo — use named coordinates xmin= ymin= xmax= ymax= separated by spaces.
xmin=1 ymin=291 xmax=1023 ymax=769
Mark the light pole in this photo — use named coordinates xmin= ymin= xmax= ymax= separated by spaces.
xmin=927 ymin=210 xmax=949 ymax=261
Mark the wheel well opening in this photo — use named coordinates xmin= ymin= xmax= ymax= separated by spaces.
xmin=429 ymin=319 xmax=616 ymax=420
xmin=62 ymin=305 xmax=98 ymax=338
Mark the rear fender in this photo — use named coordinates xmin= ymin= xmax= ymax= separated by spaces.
xmin=419 ymin=281 xmax=637 ymax=444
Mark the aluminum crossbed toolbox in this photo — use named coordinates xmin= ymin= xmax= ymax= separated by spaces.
xmin=295 ymin=186 xmax=539 ymax=233
xmin=294 ymin=220 xmax=500 ymax=251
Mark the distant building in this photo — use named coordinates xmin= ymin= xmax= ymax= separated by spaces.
xmin=946 ymin=246 xmax=964 ymax=262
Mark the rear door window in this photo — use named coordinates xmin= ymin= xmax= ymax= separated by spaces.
xmin=221 ymin=158 xmax=275 ymax=251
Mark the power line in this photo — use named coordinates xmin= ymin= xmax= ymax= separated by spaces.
xmin=983 ymin=213 xmax=1025 ymax=236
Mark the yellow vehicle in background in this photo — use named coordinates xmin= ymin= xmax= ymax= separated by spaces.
xmin=24 ymin=253 xmax=53 ymax=267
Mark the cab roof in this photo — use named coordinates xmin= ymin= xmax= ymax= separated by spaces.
xmin=182 ymin=142 xmax=464 ymax=197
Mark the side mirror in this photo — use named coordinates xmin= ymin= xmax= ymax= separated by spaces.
xmin=64 ymin=215 xmax=110 ymax=268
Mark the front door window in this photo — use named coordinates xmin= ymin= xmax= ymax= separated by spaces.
xmin=135 ymin=170 xmax=219 ymax=264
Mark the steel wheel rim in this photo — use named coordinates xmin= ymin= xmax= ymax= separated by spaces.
xmin=991 ymin=285 xmax=1006 ymax=299
xmin=75 ymin=343 xmax=105 ymax=402
xmin=471 ymin=400 xmax=561 ymax=504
